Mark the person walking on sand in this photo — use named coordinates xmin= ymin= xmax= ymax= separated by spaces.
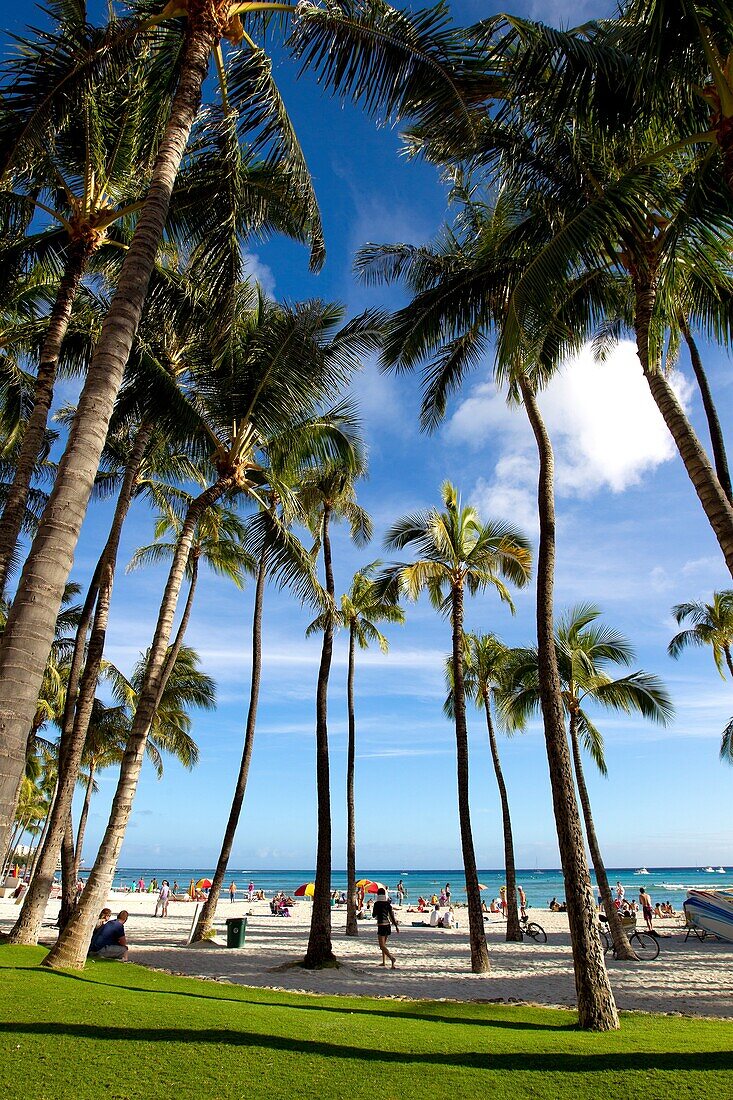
xmin=640 ymin=887 xmax=654 ymax=932
xmin=229 ymin=882 xmax=237 ymax=903
xmin=373 ymin=887 xmax=399 ymax=968
xmin=499 ymin=884 xmax=507 ymax=916
xmin=156 ymin=880 xmax=170 ymax=917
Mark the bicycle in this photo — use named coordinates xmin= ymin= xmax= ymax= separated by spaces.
xmin=598 ymin=922 xmax=659 ymax=960
xmin=519 ymin=914 xmax=547 ymax=943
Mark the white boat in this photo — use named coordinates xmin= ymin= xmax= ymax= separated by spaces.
xmin=684 ymin=890 xmax=733 ymax=942
xmin=635 ymin=867 xmax=650 ymax=874
xmin=704 ymin=866 xmax=715 ymax=873
xmin=717 ymin=867 xmax=727 ymax=873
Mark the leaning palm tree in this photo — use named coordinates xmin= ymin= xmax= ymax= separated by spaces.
xmin=502 ymin=605 xmax=673 ymax=958
xmin=446 ymin=633 xmax=522 ymax=942
xmin=72 ymin=701 xmax=129 ymax=881
xmin=297 ymin=451 xmax=373 ymax=968
xmin=669 ymin=590 xmax=733 ymax=764
xmin=378 ymin=482 xmax=531 ymax=973
xmin=0 ymin=0 xmax=479 ymax=857
xmin=307 ymin=562 xmax=404 ymax=937
xmin=43 ymin=295 xmax=376 ymax=969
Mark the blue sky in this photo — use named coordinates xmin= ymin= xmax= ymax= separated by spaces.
xmin=5 ymin=0 xmax=733 ymax=871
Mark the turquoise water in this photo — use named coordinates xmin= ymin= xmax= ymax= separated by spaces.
xmin=109 ymin=866 xmax=732 ymax=908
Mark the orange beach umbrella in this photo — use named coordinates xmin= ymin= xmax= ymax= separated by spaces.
xmin=196 ymin=878 xmax=212 ymax=889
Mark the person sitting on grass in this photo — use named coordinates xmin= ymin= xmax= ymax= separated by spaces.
xmin=90 ymin=910 xmax=129 ymax=960
xmin=88 ymin=909 xmax=112 ymax=955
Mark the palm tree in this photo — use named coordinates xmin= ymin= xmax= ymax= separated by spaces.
xmin=357 ymin=188 xmax=621 ymax=1028
xmin=72 ymin=701 xmax=129 ymax=882
xmin=298 ymin=453 xmax=372 ymax=968
xmin=669 ymin=590 xmax=733 ymax=763
xmin=0 ymin=0 xmax=477 ymax=857
xmin=378 ymin=482 xmax=531 ymax=973
xmin=43 ymin=294 xmax=374 ymax=969
xmin=307 ymin=562 xmax=404 ymax=937
xmin=503 ymin=606 xmax=673 ymax=958
xmin=449 ymin=633 xmax=522 ymax=942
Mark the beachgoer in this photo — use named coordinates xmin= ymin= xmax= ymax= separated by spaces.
xmin=639 ymin=887 xmax=654 ymax=932
xmin=396 ymin=879 xmax=405 ymax=907
xmin=490 ymin=898 xmax=500 ymax=914
xmin=518 ymin=885 xmax=527 ymax=920
xmin=88 ymin=909 xmax=112 ymax=954
xmin=248 ymin=880 xmax=255 ymax=901
xmin=616 ymin=881 xmax=625 ymax=904
xmin=156 ymin=880 xmax=170 ymax=917
xmin=445 ymin=882 xmax=451 ymax=905
xmin=229 ymin=882 xmax=237 ymax=903
xmin=499 ymin=885 xmax=507 ymax=916
xmin=91 ymin=910 xmax=129 ymax=960
xmin=429 ymin=903 xmax=441 ymax=927
xmin=173 ymin=880 xmax=179 ymax=895
xmin=372 ymin=887 xmax=398 ymax=968
xmin=137 ymin=878 xmax=145 ymax=893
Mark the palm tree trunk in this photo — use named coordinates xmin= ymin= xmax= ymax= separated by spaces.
xmin=0 ymin=237 xmax=94 ymax=601
xmin=304 ymin=505 xmax=336 ymax=968
xmin=192 ymin=550 xmax=268 ymax=942
xmin=345 ymin=622 xmax=358 ymax=937
xmin=679 ymin=316 xmax=732 ymax=504
xmin=568 ymin=712 xmax=635 ymax=960
xmin=27 ymin=776 xmax=57 ymax=885
xmin=56 ymin=812 xmax=76 ymax=932
xmin=451 ymin=583 xmax=490 ymax=973
xmin=8 ymin=422 xmax=152 ymax=944
xmin=633 ymin=280 xmax=733 ymax=578
xmin=154 ymin=554 xmax=199 ymax=712
xmin=43 ymin=480 xmax=227 ymax=969
xmin=519 ymin=374 xmax=618 ymax=1031
xmin=724 ymin=645 xmax=733 ymax=681
xmin=0 ymin=10 xmax=217 ymax=858
xmin=483 ymin=694 xmax=521 ymax=942
xmin=73 ymin=764 xmax=95 ymax=882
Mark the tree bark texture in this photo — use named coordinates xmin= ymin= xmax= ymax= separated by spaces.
xmin=679 ymin=317 xmax=732 ymax=504
xmin=56 ymin=812 xmax=76 ymax=932
xmin=568 ymin=712 xmax=635 ymax=960
xmin=519 ymin=375 xmax=619 ymax=1031
xmin=634 ymin=280 xmax=733 ymax=579
xmin=451 ymin=583 xmax=490 ymax=973
xmin=0 ymin=238 xmax=93 ymax=602
xmin=483 ymin=695 xmax=521 ymax=942
xmin=304 ymin=506 xmax=336 ymax=968
xmin=43 ymin=481 xmax=224 ymax=969
xmin=345 ymin=623 xmax=358 ymax=937
xmin=0 ymin=12 xmax=216 ymax=859
xmin=193 ymin=551 xmax=267 ymax=941
xmin=9 ymin=423 xmax=152 ymax=944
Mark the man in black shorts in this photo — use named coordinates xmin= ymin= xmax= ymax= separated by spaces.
xmin=372 ymin=888 xmax=399 ymax=968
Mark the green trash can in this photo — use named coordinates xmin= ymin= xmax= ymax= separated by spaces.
xmin=226 ymin=917 xmax=247 ymax=948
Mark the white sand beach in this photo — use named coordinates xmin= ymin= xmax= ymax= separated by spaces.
xmin=3 ymin=890 xmax=733 ymax=1018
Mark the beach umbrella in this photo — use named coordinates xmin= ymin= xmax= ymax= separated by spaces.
xmin=294 ymin=882 xmax=315 ymax=897
xmin=355 ymin=877 xmax=373 ymax=888
xmin=188 ymin=879 xmax=196 ymax=898
xmin=362 ymin=880 xmax=387 ymax=894
xmin=477 ymin=884 xmax=488 ymax=891
xmin=196 ymin=878 xmax=212 ymax=889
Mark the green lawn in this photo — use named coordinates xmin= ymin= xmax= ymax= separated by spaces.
xmin=1 ymin=946 xmax=732 ymax=1099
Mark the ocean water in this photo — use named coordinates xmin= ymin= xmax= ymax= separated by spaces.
xmin=109 ymin=866 xmax=733 ymax=908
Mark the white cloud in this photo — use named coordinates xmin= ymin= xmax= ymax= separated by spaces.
xmin=243 ymin=251 xmax=275 ymax=296
xmin=446 ymin=341 xmax=694 ymax=527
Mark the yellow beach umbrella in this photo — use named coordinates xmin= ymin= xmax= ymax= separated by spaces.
xmin=294 ymin=882 xmax=315 ymax=897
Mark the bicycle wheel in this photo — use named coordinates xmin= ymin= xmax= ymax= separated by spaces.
xmin=599 ymin=930 xmax=612 ymax=953
xmin=630 ymin=931 xmax=659 ymax=960
xmin=525 ymin=922 xmax=547 ymax=944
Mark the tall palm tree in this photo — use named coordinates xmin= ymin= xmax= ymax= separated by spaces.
xmin=307 ymin=562 xmax=404 ymax=937
xmin=357 ymin=189 xmax=621 ymax=1028
xmin=447 ymin=633 xmax=522 ymax=942
xmin=0 ymin=0 xmax=477 ymax=857
xmin=72 ymin=701 xmax=129 ymax=881
xmin=503 ymin=606 xmax=673 ymax=958
xmin=669 ymin=590 xmax=733 ymax=763
xmin=298 ymin=453 xmax=372 ymax=968
xmin=43 ymin=295 xmax=374 ymax=969
xmin=378 ymin=482 xmax=531 ymax=973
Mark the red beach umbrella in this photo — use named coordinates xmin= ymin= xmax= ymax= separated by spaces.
xmin=294 ymin=882 xmax=315 ymax=897
xmin=196 ymin=878 xmax=212 ymax=889
xmin=363 ymin=880 xmax=387 ymax=894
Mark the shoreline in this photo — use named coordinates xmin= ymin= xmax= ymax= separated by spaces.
xmin=4 ymin=890 xmax=733 ymax=1019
